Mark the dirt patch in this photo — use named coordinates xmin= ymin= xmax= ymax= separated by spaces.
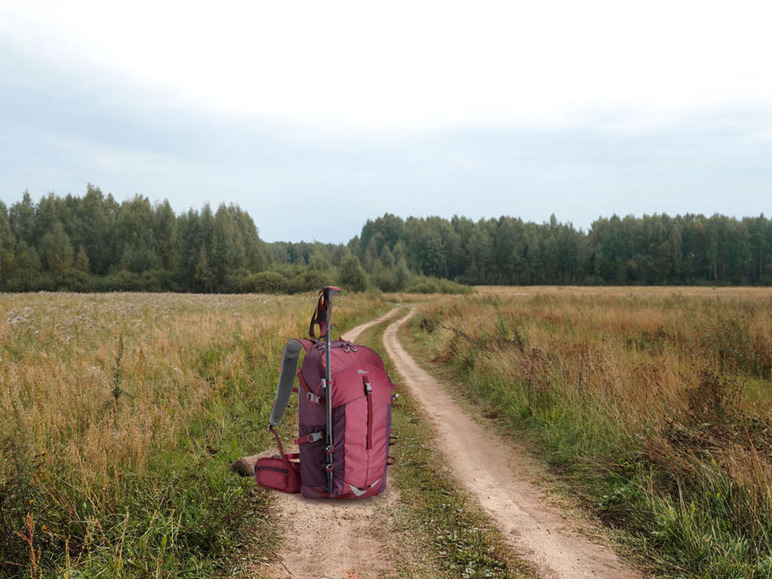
xmin=383 ymin=308 xmax=642 ymax=579
xmin=254 ymin=309 xmax=405 ymax=579
xmin=263 ymin=489 xmax=399 ymax=579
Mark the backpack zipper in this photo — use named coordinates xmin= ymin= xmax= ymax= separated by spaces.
xmin=364 ymin=380 xmax=373 ymax=450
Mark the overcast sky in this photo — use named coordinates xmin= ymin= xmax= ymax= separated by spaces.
xmin=1 ymin=1 xmax=771 ymax=242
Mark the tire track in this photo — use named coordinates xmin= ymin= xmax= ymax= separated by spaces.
xmin=382 ymin=307 xmax=641 ymax=579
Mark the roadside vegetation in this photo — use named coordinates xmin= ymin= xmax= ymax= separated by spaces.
xmin=0 ymin=291 xmax=388 ymax=577
xmin=6 ymin=286 xmax=771 ymax=577
xmin=407 ymin=287 xmax=772 ymax=577
xmin=355 ymin=309 xmax=535 ymax=578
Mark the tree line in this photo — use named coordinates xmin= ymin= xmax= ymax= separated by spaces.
xmin=352 ymin=212 xmax=772 ymax=286
xmin=0 ymin=186 xmax=463 ymax=293
xmin=1 ymin=186 xmax=770 ymax=292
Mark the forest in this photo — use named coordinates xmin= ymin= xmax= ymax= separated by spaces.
xmin=1 ymin=185 xmax=771 ymax=292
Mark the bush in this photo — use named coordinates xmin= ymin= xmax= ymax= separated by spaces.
xmin=240 ymin=271 xmax=287 ymax=294
xmin=140 ymin=269 xmax=177 ymax=292
xmin=405 ymin=276 xmax=474 ymax=295
xmin=1 ymin=270 xmax=56 ymax=292
xmin=98 ymin=270 xmax=144 ymax=292
xmin=338 ymin=255 xmax=369 ymax=292
xmin=58 ymin=269 xmax=96 ymax=292
xmin=286 ymin=270 xmax=335 ymax=294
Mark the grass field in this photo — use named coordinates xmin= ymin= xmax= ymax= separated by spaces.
xmin=0 ymin=292 xmax=388 ymax=577
xmin=408 ymin=287 xmax=772 ymax=577
xmin=5 ymin=287 xmax=772 ymax=577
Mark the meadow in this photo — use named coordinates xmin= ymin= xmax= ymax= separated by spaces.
xmin=0 ymin=292 xmax=387 ymax=577
xmin=5 ymin=287 xmax=772 ymax=578
xmin=408 ymin=287 xmax=772 ymax=577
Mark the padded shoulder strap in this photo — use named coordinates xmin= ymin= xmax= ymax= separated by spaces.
xmin=269 ymin=339 xmax=306 ymax=428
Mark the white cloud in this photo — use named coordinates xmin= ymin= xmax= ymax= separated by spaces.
xmin=3 ymin=1 xmax=772 ymax=132
xmin=2 ymin=1 xmax=772 ymax=244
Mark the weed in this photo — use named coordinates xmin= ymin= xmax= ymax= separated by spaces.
xmin=0 ymin=291 xmax=387 ymax=577
xmin=410 ymin=288 xmax=772 ymax=576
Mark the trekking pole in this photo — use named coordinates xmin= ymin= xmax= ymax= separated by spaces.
xmin=322 ymin=286 xmax=341 ymax=495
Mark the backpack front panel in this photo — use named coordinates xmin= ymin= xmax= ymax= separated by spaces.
xmin=335 ymin=365 xmax=391 ymax=491
xmin=296 ymin=342 xmax=393 ymax=499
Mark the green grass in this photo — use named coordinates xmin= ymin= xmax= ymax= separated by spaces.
xmin=0 ymin=291 xmax=390 ymax=578
xmin=406 ymin=290 xmax=772 ymax=578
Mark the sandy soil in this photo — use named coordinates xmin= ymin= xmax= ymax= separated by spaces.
xmin=382 ymin=308 xmax=641 ymax=579
xmin=247 ymin=309 xmax=405 ymax=579
xmin=244 ymin=305 xmax=641 ymax=578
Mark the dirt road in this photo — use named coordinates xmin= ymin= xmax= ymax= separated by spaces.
xmin=258 ymin=306 xmax=640 ymax=578
xmin=382 ymin=308 xmax=641 ymax=579
xmin=260 ymin=308 xmax=405 ymax=579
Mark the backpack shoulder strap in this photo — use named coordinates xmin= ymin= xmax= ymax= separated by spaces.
xmin=268 ymin=339 xmax=311 ymax=428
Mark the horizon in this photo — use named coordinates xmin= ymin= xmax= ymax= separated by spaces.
xmin=3 ymin=187 xmax=769 ymax=245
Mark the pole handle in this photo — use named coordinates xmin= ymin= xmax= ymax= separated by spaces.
xmin=309 ymin=286 xmax=341 ymax=340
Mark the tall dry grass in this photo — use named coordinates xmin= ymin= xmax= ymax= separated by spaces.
xmin=0 ymin=291 xmax=386 ymax=576
xmin=411 ymin=288 xmax=772 ymax=577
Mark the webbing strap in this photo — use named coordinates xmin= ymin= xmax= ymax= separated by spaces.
xmin=271 ymin=426 xmax=287 ymax=456
xmin=306 ymin=391 xmax=323 ymax=406
xmin=309 ymin=291 xmax=327 ymax=339
xmin=269 ymin=426 xmax=299 ymax=477
xmin=308 ymin=289 xmax=341 ymax=341
xmin=294 ymin=431 xmax=323 ymax=445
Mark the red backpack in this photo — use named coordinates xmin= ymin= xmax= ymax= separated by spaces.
xmin=256 ymin=287 xmax=395 ymax=499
